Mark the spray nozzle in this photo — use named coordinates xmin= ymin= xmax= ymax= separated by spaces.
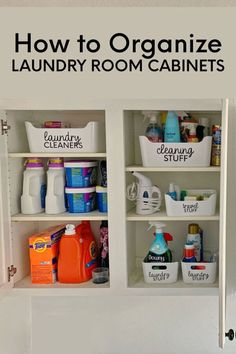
xmin=142 ymin=110 xmax=160 ymax=123
xmin=147 ymin=222 xmax=166 ymax=232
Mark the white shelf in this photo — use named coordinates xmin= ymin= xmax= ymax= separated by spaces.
xmin=9 ymin=152 xmax=107 ymax=158
xmin=13 ymin=276 xmax=110 ymax=295
xmin=11 ymin=211 xmax=108 ymax=221
xmin=126 ymin=209 xmax=220 ymax=221
xmin=128 ymin=270 xmax=219 ymax=296
xmin=126 ymin=165 xmax=221 ymax=172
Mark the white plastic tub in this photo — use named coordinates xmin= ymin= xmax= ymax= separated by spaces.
xmin=165 ymin=190 xmax=217 ymax=217
xmin=139 ymin=136 xmax=212 ymax=167
xmin=142 ymin=261 xmax=179 ymax=284
xmin=181 ymin=261 xmax=217 ymax=284
xmin=25 ymin=121 xmax=106 ymax=153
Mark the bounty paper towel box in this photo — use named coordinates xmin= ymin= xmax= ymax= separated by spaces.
xmin=29 ymin=225 xmax=66 ymax=284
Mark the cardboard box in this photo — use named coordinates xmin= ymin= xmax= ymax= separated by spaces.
xmin=29 ymin=225 xmax=65 ymax=284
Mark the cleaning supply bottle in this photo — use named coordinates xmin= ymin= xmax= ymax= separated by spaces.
xmin=21 ymin=158 xmax=46 ymax=214
xmin=99 ymin=220 xmax=109 ymax=268
xmin=144 ymin=222 xmax=172 ymax=263
xmin=167 ymin=183 xmax=177 ymax=201
xmin=182 ymin=242 xmax=197 ymax=262
xmin=164 ymin=111 xmax=180 ymax=143
xmin=186 ymin=223 xmax=202 ymax=262
xmin=187 ymin=123 xmax=198 ymax=143
xmin=58 ymin=223 xmax=98 ymax=283
xmin=45 ymin=158 xmax=66 ymax=214
xmin=145 ymin=113 xmax=163 ymax=142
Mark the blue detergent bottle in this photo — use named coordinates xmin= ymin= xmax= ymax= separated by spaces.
xmin=164 ymin=111 xmax=181 ymax=143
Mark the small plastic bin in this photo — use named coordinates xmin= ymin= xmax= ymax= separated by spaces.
xmin=25 ymin=121 xmax=106 ymax=153
xmin=165 ymin=190 xmax=217 ymax=217
xmin=139 ymin=136 xmax=212 ymax=167
xmin=142 ymin=261 xmax=179 ymax=284
xmin=181 ymin=262 xmax=217 ymax=284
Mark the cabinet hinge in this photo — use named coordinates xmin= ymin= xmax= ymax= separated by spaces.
xmin=1 ymin=119 xmax=10 ymax=135
xmin=8 ymin=265 xmax=17 ymax=282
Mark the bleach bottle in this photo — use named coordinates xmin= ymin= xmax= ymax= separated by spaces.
xmin=21 ymin=158 xmax=46 ymax=214
xmin=45 ymin=158 xmax=66 ymax=214
xmin=144 ymin=222 xmax=172 ymax=263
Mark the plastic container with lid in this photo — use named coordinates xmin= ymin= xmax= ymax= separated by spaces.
xmin=21 ymin=158 xmax=46 ymax=214
xmin=65 ymin=187 xmax=96 ymax=213
xmin=64 ymin=160 xmax=98 ymax=188
xmin=45 ymin=158 xmax=66 ymax=214
xmin=96 ymin=186 xmax=107 ymax=213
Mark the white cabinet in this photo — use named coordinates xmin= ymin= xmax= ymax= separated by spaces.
xmin=0 ymin=99 xmax=234 ymax=349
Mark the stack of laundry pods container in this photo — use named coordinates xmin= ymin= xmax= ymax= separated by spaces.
xmin=64 ymin=161 xmax=98 ymax=213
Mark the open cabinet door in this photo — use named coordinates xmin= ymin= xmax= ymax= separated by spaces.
xmin=0 ymin=111 xmax=13 ymax=293
xmin=219 ymin=99 xmax=228 ymax=348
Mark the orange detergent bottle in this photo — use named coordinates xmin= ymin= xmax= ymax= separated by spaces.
xmin=58 ymin=222 xmax=98 ymax=283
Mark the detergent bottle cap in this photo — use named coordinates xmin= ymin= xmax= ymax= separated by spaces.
xmin=169 ymin=183 xmax=175 ymax=193
xmin=65 ymin=224 xmax=76 ymax=235
xmin=148 ymin=222 xmax=166 ymax=233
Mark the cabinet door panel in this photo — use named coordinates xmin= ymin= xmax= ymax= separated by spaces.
xmin=219 ymin=99 xmax=229 ymax=348
xmin=0 ymin=111 xmax=12 ymax=290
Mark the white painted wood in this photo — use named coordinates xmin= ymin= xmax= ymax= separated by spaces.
xmin=0 ymin=111 xmax=12 ymax=290
xmin=11 ymin=211 xmax=108 ymax=221
xmin=127 ymin=209 xmax=220 ymax=221
xmin=0 ymin=101 xmax=232 ymax=350
xmin=219 ymin=99 xmax=229 ymax=349
xmin=9 ymin=153 xmax=107 ymax=158
xmin=126 ymin=165 xmax=221 ymax=172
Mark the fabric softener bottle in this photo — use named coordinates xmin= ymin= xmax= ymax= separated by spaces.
xmin=144 ymin=222 xmax=172 ymax=263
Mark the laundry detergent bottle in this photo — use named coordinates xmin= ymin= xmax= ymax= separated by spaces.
xmin=21 ymin=158 xmax=46 ymax=214
xmin=76 ymin=221 xmax=98 ymax=278
xmin=45 ymin=157 xmax=66 ymax=214
xmin=144 ymin=222 xmax=172 ymax=263
xmin=58 ymin=223 xmax=97 ymax=283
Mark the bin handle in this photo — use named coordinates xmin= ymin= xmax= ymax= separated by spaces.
xmin=152 ymin=265 xmax=167 ymax=270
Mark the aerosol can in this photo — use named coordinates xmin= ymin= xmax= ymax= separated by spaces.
xmin=127 ymin=172 xmax=162 ymax=215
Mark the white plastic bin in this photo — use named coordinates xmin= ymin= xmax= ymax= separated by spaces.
xmin=181 ymin=261 xmax=217 ymax=284
xmin=165 ymin=190 xmax=217 ymax=217
xmin=139 ymin=136 xmax=212 ymax=167
xmin=142 ymin=261 xmax=179 ymax=284
xmin=25 ymin=121 xmax=106 ymax=153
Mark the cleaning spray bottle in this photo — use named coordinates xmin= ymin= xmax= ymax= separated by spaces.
xmin=142 ymin=111 xmax=163 ymax=142
xmin=126 ymin=172 xmax=162 ymax=215
xmin=144 ymin=222 xmax=172 ymax=263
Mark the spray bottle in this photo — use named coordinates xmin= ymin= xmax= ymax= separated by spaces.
xmin=144 ymin=222 xmax=172 ymax=263
xmin=142 ymin=111 xmax=163 ymax=142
